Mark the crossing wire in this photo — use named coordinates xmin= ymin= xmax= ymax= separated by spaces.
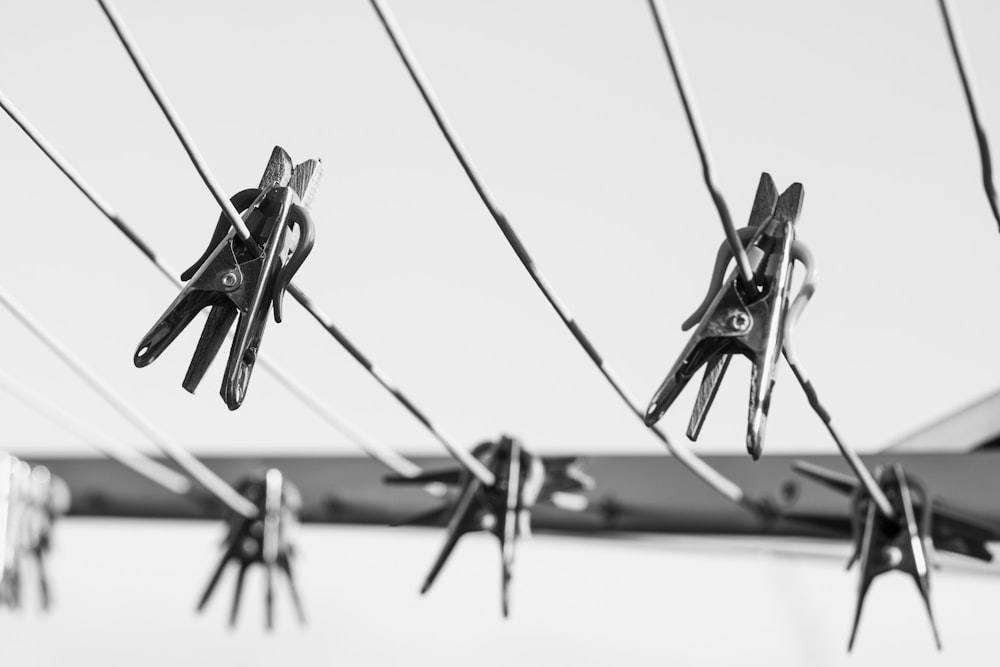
xmin=0 ymin=286 xmax=258 ymax=518
xmin=0 ymin=369 xmax=192 ymax=496
xmin=0 ymin=89 xmax=423 ymax=481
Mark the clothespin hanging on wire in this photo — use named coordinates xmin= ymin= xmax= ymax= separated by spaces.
xmin=134 ymin=146 xmax=319 ymax=410
xmin=386 ymin=436 xmax=592 ymax=616
xmin=644 ymin=173 xmax=807 ymax=459
xmin=847 ymin=465 xmax=939 ymax=651
xmin=196 ymin=469 xmax=305 ymax=628
xmin=792 ymin=460 xmax=1000 ymax=650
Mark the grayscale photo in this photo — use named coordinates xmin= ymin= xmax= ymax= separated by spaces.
xmin=1 ymin=1 xmax=998 ymax=665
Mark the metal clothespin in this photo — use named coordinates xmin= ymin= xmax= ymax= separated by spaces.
xmin=644 ymin=173 xmax=804 ymax=459
xmin=386 ymin=436 xmax=589 ymax=616
xmin=847 ymin=465 xmax=939 ymax=651
xmin=134 ymin=146 xmax=319 ymax=410
xmin=790 ymin=461 xmax=995 ymax=651
xmin=792 ymin=460 xmax=1000 ymax=563
xmin=196 ymin=469 xmax=305 ymax=628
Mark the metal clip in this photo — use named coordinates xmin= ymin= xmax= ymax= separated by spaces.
xmin=134 ymin=146 xmax=319 ymax=410
xmin=196 ymin=469 xmax=305 ymax=628
xmin=848 ymin=465 xmax=939 ymax=650
xmin=385 ymin=436 xmax=590 ymax=616
xmin=792 ymin=460 xmax=1000 ymax=650
xmin=644 ymin=173 xmax=804 ymax=459
xmin=792 ymin=460 xmax=1000 ymax=563
xmin=0 ymin=457 xmax=68 ymax=610
xmin=0 ymin=454 xmax=22 ymax=608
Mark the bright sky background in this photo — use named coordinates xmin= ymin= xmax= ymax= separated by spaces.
xmin=1 ymin=0 xmax=999 ymax=466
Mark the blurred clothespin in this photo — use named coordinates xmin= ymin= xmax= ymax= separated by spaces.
xmin=20 ymin=466 xmax=70 ymax=610
xmin=847 ymin=465 xmax=939 ymax=650
xmin=645 ymin=173 xmax=806 ymax=459
xmin=197 ymin=469 xmax=305 ymax=628
xmin=386 ymin=436 xmax=592 ymax=616
xmin=0 ymin=456 xmax=69 ymax=611
xmin=792 ymin=460 xmax=1000 ymax=650
xmin=134 ymin=146 xmax=319 ymax=410
xmin=793 ymin=460 xmax=1000 ymax=563
xmin=0 ymin=454 xmax=24 ymax=608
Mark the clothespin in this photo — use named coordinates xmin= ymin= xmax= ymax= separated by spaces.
xmin=644 ymin=173 xmax=805 ymax=459
xmin=19 ymin=466 xmax=70 ymax=610
xmin=196 ymin=469 xmax=305 ymax=628
xmin=847 ymin=465 xmax=939 ymax=650
xmin=385 ymin=436 xmax=591 ymax=616
xmin=792 ymin=460 xmax=1000 ymax=563
xmin=134 ymin=146 xmax=319 ymax=410
xmin=792 ymin=460 xmax=1000 ymax=650
xmin=0 ymin=454 xmax=24 ymax=608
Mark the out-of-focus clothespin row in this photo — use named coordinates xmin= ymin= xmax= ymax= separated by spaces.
xmin=197 ymin=468 xmax=304 ymax=629
xmin=386 ymin=436 xmax=593 ymax=616
xmin=134 ymin=147 xmax=319 ymax=410
xmin=0 ymin=454 xmax=70 ymax=610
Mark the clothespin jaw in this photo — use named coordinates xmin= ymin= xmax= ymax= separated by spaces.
xmin=133 ymin=146 xmax=319 ymax=410
xmin=196 ymin=468 xmax=305 ymax=628
xmin=847 ymin=465 xmax=940 ymax=651
xmin=644 ymin=173 xmax=804 ymax=459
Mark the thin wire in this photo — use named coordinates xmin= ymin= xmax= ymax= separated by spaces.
xmin=369 ymin=0 xmax=753 ymax=512
xmin=92 ymin=0 xmax=494 ymax=486
xmin=94 ymin=0 xmax=251 ymax=242
xmin=937 ymin=0 xmax=1000 ymax=229
xmin=0 ymin=89 xmax=422 ymax=481
xmin=780 ymin=258 xmax=895 ymax=519
xmin=0 ymin=286 xmax=258 ymax=518
xmin=646 ymin=0 xmax=754 ymax=283
xmin=0 ymin=369 xmax=192 ymax=496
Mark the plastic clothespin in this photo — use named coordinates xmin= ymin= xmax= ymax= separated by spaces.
xmin=385 ymin=436 xmax=591 ymax=616
xmin=196 ymin=469 xmax=305 ymax=628
xmin=134 ymin=146 xmax=320 ymax=410
xmin=644 ymin=173 xmax=804 ymax=459
xmin=791 ymin=460 xmax=1000 ymax=650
